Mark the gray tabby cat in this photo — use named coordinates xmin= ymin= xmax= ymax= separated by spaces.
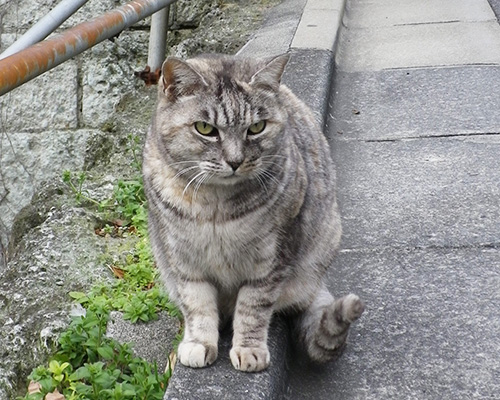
xmin=143 ymin=53 xmax=364 ymax=372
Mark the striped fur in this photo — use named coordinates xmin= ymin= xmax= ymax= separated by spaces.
xmin=143 ymin=54 xmax=363 ymax=372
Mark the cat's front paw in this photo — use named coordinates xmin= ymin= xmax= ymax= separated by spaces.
xmin=178 ymin=341 xmax=218 ymax=368
xmin=230 ymin=346 xmax=270 ymax=372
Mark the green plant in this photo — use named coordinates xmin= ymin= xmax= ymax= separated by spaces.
xmin=62 ymin=170 xmax=104 ymax=208
xmin=125 ymin=134 xmax=143 ymax=173
xmin=19 ymin=311 xmax=171 ymax=400
xmin=113 ymin=178 xmax=147 ymax=231
xmin=68 ymin=230 xmax=179 ymax=323
xmin=22 ymin=136 xmax=182 ymax=400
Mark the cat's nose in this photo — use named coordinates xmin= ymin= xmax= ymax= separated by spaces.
xmin=227 ymin=160 xmax=243 ymax=171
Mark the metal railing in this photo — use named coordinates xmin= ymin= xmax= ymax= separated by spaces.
xmin=0 ymin=0 xmax=90 ymax=60
xmin=0 ymin=0 xmax=176 ymax=96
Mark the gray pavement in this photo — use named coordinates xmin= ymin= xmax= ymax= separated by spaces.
xmin=287 ymin=0 xmax=500 ymax=398
xmin=118 ymin=0 xmax=500 ymax=398
xmin=490 ymin=0 xmax=500 ymax=20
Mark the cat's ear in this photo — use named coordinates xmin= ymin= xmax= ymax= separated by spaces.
xmin=161 ymin=57 xmax=208 ymax=101
xmin=250 ymin=53 xmax=290 ymax=91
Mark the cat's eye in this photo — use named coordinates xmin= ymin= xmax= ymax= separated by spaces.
xmin=248 ymin=120 xmax=266 ymax=135
xmin=194 ymin=121 xmax=217 ymax=136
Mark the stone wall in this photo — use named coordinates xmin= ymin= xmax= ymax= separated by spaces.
xmin=0 ymin=0 xmax=278 ymax=397
xmin=0 ymin=0 xmax=155 ymax=253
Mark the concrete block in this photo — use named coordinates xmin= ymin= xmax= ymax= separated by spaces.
xmin=331 ymin=135 xmax=500 ymax=250
xmin=80 ymin=30 xmax=150 ymax=129
xmin=0 ymin=129 xmax=101 ymax=246
xmin=238 ymin=0 xmax=306 ymax=58
xmin=60 ymin=0 xmax=118 ymax=30
xmin=165 ymin=317 xmax=289 ymax=400
xmin=329 ymin=66 xmax=500 ymax=139
xmin=343 ymin=0 xmax=497 ymax=28
xmin=0 ymin=203 xmax=112 ymax=400
xmin=0 ymin=32 xmax=16 ymax=53
xmin=282 ymin=49 xmax=334 ymax=126
xmin=336 ymin=20 xmax=500 ymax=71
xmin=291 ymin=0 xmax=345 ymax=50
xmin=0 ymin=0 xmax=57 ymax=32
xmin=0 ymin=0 xmax=116 ymax=32
xmin=107 ymin=311 xmax=180 ymax=373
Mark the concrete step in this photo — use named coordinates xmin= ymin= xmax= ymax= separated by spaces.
xmin=163 ymin=1 xmax=347 ymax=398
xmin=336 ymin=0 xmax=500 ymax=71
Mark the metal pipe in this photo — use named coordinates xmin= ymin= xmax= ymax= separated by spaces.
xmin=136 ymin=5 xmax=169 ymax=85
xmin=0 ymin=0 xmax=177 ymax=96
xmin=0 ymin=0 xmax=90 ymax=60
xmin=147 ymin=6 xmax=169 ymax=72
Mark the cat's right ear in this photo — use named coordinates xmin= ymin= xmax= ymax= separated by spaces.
xmin=161 ymin=57 xmax=208 ymax=101
xmin=250 ymin=53 xmax=290 ymax=92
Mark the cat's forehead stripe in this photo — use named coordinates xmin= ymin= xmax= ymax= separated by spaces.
xmin=202 ymin=87 xmax=257 ymax=128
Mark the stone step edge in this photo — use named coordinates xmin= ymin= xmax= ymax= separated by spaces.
xmin=163 ymin=0 xmax=347 ymax=398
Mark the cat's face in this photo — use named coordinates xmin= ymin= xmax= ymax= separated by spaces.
xmin=154 ymin=55 xmax=289 ymax=187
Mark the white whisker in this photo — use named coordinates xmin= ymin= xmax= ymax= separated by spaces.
xmin=260 ymin=160 xmax=285 ymax=171
xmin=193 ymin=171 xmax=213 ymax=201
xmin=165 ymin=160 xmax=199 ymax=168
xmin=254 ymin=172 xmax=269 ymax=195
xmin=260 ymin=154 xmax=287 ymax=160
xmin=258 ymin=168 xmax=281 ymax=186
xmin=174 ymin=165 xmax=199 ymax=180
xmin=183 ymin=171 xmax=206 ymax=198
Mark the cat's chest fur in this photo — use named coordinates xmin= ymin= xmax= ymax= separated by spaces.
xmin=144 ymin=135 xmax=304 ymax=289
xmin=178 ymin=213 xmax=277 ymax=287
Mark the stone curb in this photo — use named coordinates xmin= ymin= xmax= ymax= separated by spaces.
xmin=291 ymin=0 xmax=346 ymax=52
xmin=239 ymin=0 xmax=345 ymax=127
xmin=165 ymin=318 xmax=290 ymax=400
xmin=163 ymin=0 xmax=347 ymax=399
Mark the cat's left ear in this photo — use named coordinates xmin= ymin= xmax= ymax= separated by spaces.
xmin=250 ymin=53 xmax=290 ymax=92
xmin=161 ymin=57 xmax=208 ymax=101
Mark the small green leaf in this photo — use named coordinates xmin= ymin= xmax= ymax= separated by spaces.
xmin=82 ymin=318 xmax=99 ymax=329
xmin=68 ymin=291 xmax=88 ymax=302
xmin=70 ymin=366 xmax=91 ymax=380
xmin=94 ymin=371 xmax=115 ymax=389
xmin=37 ymin=377 xmax=56 ymax=393
xmin=97 ymin=346 xmax=114 ymax=360
xmin=62 ymin=170 xmax=71 ymax=182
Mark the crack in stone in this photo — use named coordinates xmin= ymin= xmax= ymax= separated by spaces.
xmin=336 ymin=131 xmax=500 ymax=143
xmin=392 ymin=20 xmax=461 ymax=27
xmin=340 ymin=241 xmax=500 ymax=255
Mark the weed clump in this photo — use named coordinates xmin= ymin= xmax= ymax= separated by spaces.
xmin=19 ymin=136 xmax=180 ymax=400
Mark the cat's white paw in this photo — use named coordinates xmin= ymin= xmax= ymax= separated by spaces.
xmin=177 ymin=341 xmax=217 ymax=368
xmin=230 ymin=346 xmax=270 ymax=372
xmin=341 ymin=293 xmax=365 ymax=323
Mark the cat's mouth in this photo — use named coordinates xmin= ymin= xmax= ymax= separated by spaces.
xmin=212 ymin=170 xmax=248 ymax=185
xmin=221 ymin=172 xmax=244 ymax=181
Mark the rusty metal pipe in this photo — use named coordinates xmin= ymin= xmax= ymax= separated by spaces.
xmin=0 ymin=0 xmax=90 ymax=60
xmin=136 ymin=5 xmax=169 ymax=85
xmin=0 ymin=0 xmax=177 ymax=96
